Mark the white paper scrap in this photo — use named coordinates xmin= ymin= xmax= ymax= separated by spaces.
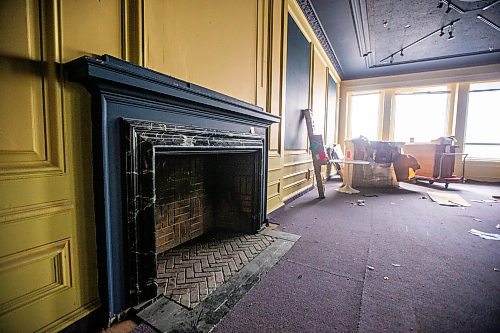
xmin=391 ymin=263 xmax=401 ymax=267
xmin=468 ymin=229 xmax=500 ymax=241
xmin=427 ymin=191 xmax=471 ymax=207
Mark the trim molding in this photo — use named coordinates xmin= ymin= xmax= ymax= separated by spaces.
xmin=0 ymin=200 xmax=74 ymax=225
xmin=296 ymin=0 xmax=344 ymax=79
xmin=350 ymin=0 xmax=374 ymax=68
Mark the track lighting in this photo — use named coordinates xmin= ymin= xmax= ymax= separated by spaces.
xmin=447 ymin=22 xmax=455 ymax=40
xmin=379 ymin=19 xmax=460 ymax=65
xmin=437 ymin=1 xmax=464 ymax=14
xmin=477 ymin=14 xmax=500 ymax=32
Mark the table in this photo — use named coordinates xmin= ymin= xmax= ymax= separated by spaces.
xmin=331 ymin=159 xmax=371 ymax=194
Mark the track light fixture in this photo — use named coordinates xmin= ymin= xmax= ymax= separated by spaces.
xmin=379 ymin=19 xmax=460 ymax=65
xmin=477 ymin=14 xmax=500 ymax=32
xmin=447 ymin=23 xmax=455 ymax=40
xmin=438 ymin=1 xmax=464 ymax=14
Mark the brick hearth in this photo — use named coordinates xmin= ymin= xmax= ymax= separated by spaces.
xmin=156 ymin=233 xmax=275 ymax=309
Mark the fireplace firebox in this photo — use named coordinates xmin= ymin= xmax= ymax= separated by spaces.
xmin=65 ymin=55 xmax=279 ymax=321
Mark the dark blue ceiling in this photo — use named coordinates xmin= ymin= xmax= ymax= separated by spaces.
xmin=303 ymin=0 xmax=500 ymax=80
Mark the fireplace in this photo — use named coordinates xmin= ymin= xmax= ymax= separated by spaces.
xmin=65 ymin=55 xmax=279 ymax=321
xmin=154 ymin=151 xmax=259 ymax=254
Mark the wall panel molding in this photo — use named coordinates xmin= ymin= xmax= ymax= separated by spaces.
xmin=0 ymin=0 xmax=65 ymax=180
xmin=0 ymin=200 xmax=73 ymax=225
xmin=122 ymin=0 xmax=144 ymax=66
xmin=0 ymin=238 xmax=71 ymax=317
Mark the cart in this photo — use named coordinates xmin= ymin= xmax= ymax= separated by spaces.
xmin=413 ymin=152 xmax=468 ymax=189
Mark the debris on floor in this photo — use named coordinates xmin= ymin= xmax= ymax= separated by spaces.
xmin=357 ymin=199 xmax=365 ymax=206
xmin=496 ymin=224 xmax=500 ymax=229
xmin=494 ymin=268 xmax=499 ymax=272
xmin=468 ymin=229 xmax=500 ymax=241
xmin=367 ymin=265 xmax=375 ymax=270
xmin=427 ymin=191 xmax=471 ymax=207
xmin=419 ymin=196 xmax=427 ymax=199
xmin=391 ymin=263 xmax=401 ymax=267
xmin=472 ymin=218 xmax=482 ymax=222
xmin=390 ymin=202 xmax=396 ymax=205
xmin=362 ymin=193 xmax=378 ymax=197
xmin=383 ymin=276 xmax=389 ymax=280
xmin=471 ymin=199 xmax=499 ymax=204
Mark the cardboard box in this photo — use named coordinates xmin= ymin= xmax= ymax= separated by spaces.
xmin=403 ymin=143 xmax=455 ymax=178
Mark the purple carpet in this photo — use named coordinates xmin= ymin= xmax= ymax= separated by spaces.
xmin=213 ymin=181 xmax=500 ymax=332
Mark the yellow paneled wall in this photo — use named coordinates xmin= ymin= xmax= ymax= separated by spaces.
xmin=144 ymin=0 xmax=259 ymax=105
xmin=0 ymin=0 xmax=119 ymax=331
xmin=0 ymin=0 xmax=340 ymax=330
xmin=278 ymin=1 xmax=339 ymax=205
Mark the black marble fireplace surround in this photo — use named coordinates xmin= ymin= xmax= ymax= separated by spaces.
xmin=65 ymin=55 xmax=279 ymax=321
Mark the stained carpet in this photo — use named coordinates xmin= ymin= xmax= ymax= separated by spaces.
xmin=213 ymin=181 xmax=500 ymax=333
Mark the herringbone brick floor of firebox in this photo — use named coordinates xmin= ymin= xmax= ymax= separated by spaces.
xmin=156 ymin=233 xmax=276 ymax=309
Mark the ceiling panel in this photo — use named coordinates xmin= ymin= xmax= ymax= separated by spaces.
xmin=307 ymin=0 xmax=500 ymax=79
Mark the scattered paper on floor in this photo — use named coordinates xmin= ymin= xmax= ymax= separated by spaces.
xmin=427 ymin=191 xmax=471 ymax=207
xmin=468 ymin=229 xmax=500 ymax=241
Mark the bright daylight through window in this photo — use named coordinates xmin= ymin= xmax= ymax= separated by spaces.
xmin=349 ymin=93 xmax=380 ymax=140
xmin=393 ymin=86 xmax=449 ymax=143
xmin=465 ymin=82 xmax=500 ymax=159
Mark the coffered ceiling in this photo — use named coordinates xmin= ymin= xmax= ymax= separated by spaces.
xmin=302 ymin=0 xmax=500 ymax=80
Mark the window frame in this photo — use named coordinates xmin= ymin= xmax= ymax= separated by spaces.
xmin=391 ymin=85 xmax=452 ymax=144
xmin=346 ymin=91 xmax=383 ymax=141
xmin=463 ymin=82 xmax=500 ymax=161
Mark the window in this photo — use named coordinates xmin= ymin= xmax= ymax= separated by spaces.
xmin=393 ymin=86 xmax=450 ymax=143
xmin=464 ymin=82 xmax=500 ymax=159
xmin=349 ymin=92 xmax=380 ymax=140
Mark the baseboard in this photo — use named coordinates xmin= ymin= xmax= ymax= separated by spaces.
xmin=284 ymin=184 xmax=314 ymax=205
